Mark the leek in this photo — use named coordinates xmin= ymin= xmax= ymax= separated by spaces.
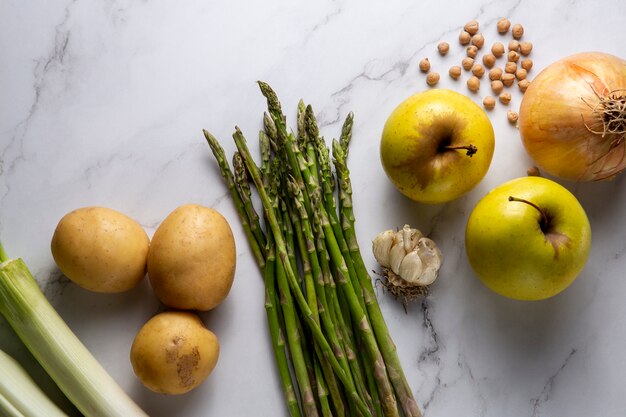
xmin=0 ymin=244 xmax=148 ymax=417
xmin=0 ymin=349 xmax=68 ymax=417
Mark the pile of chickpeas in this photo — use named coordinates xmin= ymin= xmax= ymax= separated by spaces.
xmin=419 ymin=18 xmax=533 ymax=124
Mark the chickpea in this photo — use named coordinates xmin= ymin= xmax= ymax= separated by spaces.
xmin=464 ymin=19 xmax=479 ymax=35
xmin=419 ymin=58 xmax=431 ymax=73
xmin=515 ymin=68 xmax=527 ymax=80
xmin=508 ymin=40 xmax=520 ymax=52
xmin=512 ymin=24 xmax=524 ymax=39
xmin=462 ymin=57 xmax=475 ymax=71
xmin=449 ymin=66 xmax=462 ymax=79
xmin=459 ymin=30 xmax=471 ymax=45
xmin=467 ymin=76 xmax=481 ymax=92
xmin=466 ymin=45 xmax=478 ymax=58
xmin=505 ymin=61 xmax=517 ymax=74
xmin=472 ymin=63 xmax=485 ymax=78
xmin=526 ymin=165 xmax=540 ymax=175
xmin=426 ymin=72 xmax=440 ymax=86
xmin=483 ymin=96 xmax=496 ymax=110
xmin=499 ymin=91 xmax=512 ymax=104
xmin=519 ymin=42 xmax=533 ymax=56
xmin=497 ymin=17 xmax=511 ymax=34
xmin=491 ymin=42 xmax=505 ymax=57
xmin=438 ymin=42 xmax=450 ymax=55
xmin=502 ymin=73 xmax=516 ymax=87
xmin=507 ymin=110 xmax=519 ymax=124
xmin=521 ymin=58 xmax=533 ymax=71
xmin=491 ymin=80 xmax=504 ymax=94
xmin=471 ymin=33 xmax=485 ymax=49
xmin=482 ymin=54 xmax=496 ymax=68
xmin=518 ymin=79 xmax=530 ymax=92
xmin=489 ymin=67 xmax=503 ymax=81
xmin=508 ymin=51 xmax=520 ymax=62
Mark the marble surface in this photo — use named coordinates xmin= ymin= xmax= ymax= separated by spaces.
xmin=2 ymin=0 xmax=626 ymax=416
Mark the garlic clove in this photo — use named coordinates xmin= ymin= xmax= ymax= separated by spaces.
xmin=398 ymin=251 xmax=424 ymax=284
xmin=413 ymin=237 xmax=443 ymax=286
xmin=372 ymin=229 xmax=395 ymax=268
xmin=404 ymin=224 xmax=423 ymax=252
xmin=389 ymin=234 xmax=406 ymax=275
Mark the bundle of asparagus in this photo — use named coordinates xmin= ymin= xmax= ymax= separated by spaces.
xmin=203 ymin=82 xmax=421 ymax=417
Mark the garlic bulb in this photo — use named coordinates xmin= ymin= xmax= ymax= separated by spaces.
xmin=372 ymin=225 xmax=443 ymax=288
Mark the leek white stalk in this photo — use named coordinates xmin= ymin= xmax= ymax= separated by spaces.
xmin=0 ymin=247 xmax=148 ymax=417
xmin=0 ymin=349 xmax=68 ymax=417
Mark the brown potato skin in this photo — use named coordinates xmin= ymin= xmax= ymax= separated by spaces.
xmin=147 ymin=204 xmax=236 ymax=311
xmin=130 ymin=311 xmax=219 ymax=395
xmin=51 ymin=207 xmax=149 ymax=293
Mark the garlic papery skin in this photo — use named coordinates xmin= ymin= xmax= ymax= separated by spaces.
xmin=372 ymin=225 xmax=442 ymax=289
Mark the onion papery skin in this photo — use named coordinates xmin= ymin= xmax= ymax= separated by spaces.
xmin=519 ymin=52 xmax=626 ymax=181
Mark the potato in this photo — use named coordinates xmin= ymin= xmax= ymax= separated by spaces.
xmin=51 ymin=207 xmax=149 ymax=293
xmin=147 ymin=204 xmax=235 ymax=311
xmin=130 ymin=311 xmax=219 ymax=395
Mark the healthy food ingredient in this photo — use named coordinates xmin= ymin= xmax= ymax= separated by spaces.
xmin=507 ymin=110 xmax=520 ymax=124
xmin=497 ymin=17 xmax=511 ymax=34
xmin=130 ymin=311 xmax=219 ymax=395
xmin=499 ymin=91 xmax=512 ymax=104
xmin=437 ymin=42 xmax=450 ymax=55
xmin=419 ymin=58 xmax=430 ymax=72
xmin=518 ymin=79 xmax=530 ymax=92
xmin=465 ymin=176 xmax=591 ymax=300
xmin=50 ymin=207 xmax=149 ymax=293
xmin=508 ymin=51 xmax=520 ymax=63
xmin=508 ymin=40 xmax=520 ymax=51
xmin=449 ymin=65 xmax=462 ymax=79
xmin=491 ymin=42 xmax=505 ymax=57
xmin=380 ymin=89 xmax=495 ymax=204
xmin=471 ymin=33 xmax=485 ymax=49
xmin=512 ymin=23 xmax=524 ymax=39
xmin=467 ymin=76 xmax=481 ymax=92
xmin=459 ymin=30 xmax=471 ymax=45
xmin=491 ymin=80 xmax=504 ymax=94
xmin=372 ymin=225 xmax=443 ymax=303
xmin=472 ymin=64 xmax=485 ymax=78
xmin=462 ymin=57 xmax=475 ymax=70
xmin=519 ymin=52 xmax=626 ymax=181
xmin=489 ymin=67 xmax=503 ymax=81
xmin=0 ymin=349 xmax=69 ymax=417
xmin=0 ymin=244 xmax=148 ymax=417
xmin=466 ymin=45 xmax=478 ymax=58
xmin=426 ymin=72 xmax=440 ymax=86
xmin=205 ymin=82 xmax=422 ymax=417
xmin=520 ymin=41 xmax=533 ymax=55
xmin=464 ymin=19 xmax=479 ymax=35
xmin=482 ymin=54 xmax=496 ymax=68
xmin=521 ymin=58 xmax=533 ymax=71
xmin=147 ymin=204 xmax=236 ymax=311
xmin=502 ymin=73 xmax=515 ymax=87
xmin=483 ymin=96 xmax=496 ymax=110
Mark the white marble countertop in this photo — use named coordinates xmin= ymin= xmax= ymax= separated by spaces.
xmin=2 ymin=1 xmax=626 ymax=416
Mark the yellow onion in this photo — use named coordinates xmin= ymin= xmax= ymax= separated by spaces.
xmin=519 ymin=52 xmax=626 ymax=181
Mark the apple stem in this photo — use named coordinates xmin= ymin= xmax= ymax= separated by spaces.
xmin=445 ymin=144 xmax=478 ymax=157
xmin=508 ymin=196 xmax=549 ymax=231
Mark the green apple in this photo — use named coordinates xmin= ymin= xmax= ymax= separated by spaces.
xmin=465 ymin=176 xmax=592 ymax=300
xmin=380 ymin=89 xmax=495 ymax=204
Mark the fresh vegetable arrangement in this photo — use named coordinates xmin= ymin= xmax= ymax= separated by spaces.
xmin=0 ymin=10 xmax=624 ymax=416
xmin=203 ymin=82 xmax=421 ymax=417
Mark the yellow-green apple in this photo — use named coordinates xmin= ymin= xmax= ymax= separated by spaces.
xmin=465 ymin=176 xmax=592 ymax=300
xmin=380 ymin=89 xmax=495 ymax=204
